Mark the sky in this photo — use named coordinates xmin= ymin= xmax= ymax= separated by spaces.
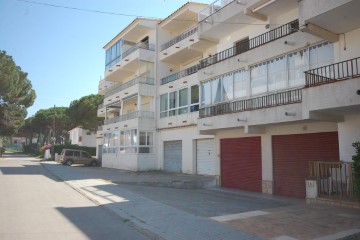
xmin=0 ymin=0 xmax=210 ymax=117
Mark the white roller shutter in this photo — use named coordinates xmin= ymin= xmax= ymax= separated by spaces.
xmin=164 ymin=141 xmax=182 ymax=172
xmin=196 ymin=139 xmax=215 ymax=175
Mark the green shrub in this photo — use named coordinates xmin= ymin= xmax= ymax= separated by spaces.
xmin=352 ymin=141 xmax=360 ymax=201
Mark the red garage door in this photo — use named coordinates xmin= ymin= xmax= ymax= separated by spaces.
xmin=221 ymin=137 xmax=262 ymax=192
xmin=273 ymin=132 xmax=339 ymax=198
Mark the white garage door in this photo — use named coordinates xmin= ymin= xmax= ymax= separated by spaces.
xmin=164 ymin=140 xmax=182 ymax=172
xmin=196 ymin=139 xmax=215 ymax=175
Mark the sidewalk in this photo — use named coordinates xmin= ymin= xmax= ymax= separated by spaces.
xmin=41 ymin=161 xmax=360 ymax=240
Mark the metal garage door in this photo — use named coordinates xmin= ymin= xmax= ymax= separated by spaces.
xmin=221 ymin=137 xmax=262 ymax=192
xmin=164 ymin=140 xmax=182 ymax=172
xmin=196 ymin=139 xmax=215 ymax=175
xmin=272 ymin=132 xmax=339 ymax=198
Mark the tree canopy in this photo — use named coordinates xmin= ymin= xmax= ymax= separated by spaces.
xmin=67 ymin=94 xmax=103 ymax=131
xmin=0 ymin=51 xmax=36 ymax=135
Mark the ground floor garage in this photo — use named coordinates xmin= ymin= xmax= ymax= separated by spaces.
xmin=220 ymin=137 xmax=262 ymax=192
xmin=272 ymin=132 xmax=340 ymax=198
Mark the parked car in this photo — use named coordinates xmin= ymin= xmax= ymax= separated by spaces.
xmin=60 ymin=149 xmax=101 ymax=167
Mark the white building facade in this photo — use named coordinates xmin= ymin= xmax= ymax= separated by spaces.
xmin=69 ymin=127 xmax=96 ymax=147
xmin=97 ymin=0 xmax=360 ymax=198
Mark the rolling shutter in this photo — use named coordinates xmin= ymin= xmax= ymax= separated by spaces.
xmin=164 ymin=140 xmax=182 ymax=172
xmin=272 ymin=132 xmax=339 ymax=198
xmin=221 ymin=137 xmax=262 ymax=192
xmin=196 ymin=139 xmax=215 ymax=175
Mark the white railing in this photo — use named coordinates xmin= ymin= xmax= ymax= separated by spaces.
xmin=104 ymin=111 xmax=155 ymax=125
xmin=198 ymin=0 xmax=234 ymax=22
xmin=105 ymin=77 xmax=154 ymax=97
xmin=122 ymin=42 xmax=155 ymax=59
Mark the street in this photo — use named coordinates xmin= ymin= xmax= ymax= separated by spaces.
xmin=0 ymin=153 xmax=150 ymax=240
xmin=2 ymin=153 xmax=360 ymax=240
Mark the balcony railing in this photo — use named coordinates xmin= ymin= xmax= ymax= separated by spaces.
xmin=105 ymin=77 xmax=154 ymax=97
xmin=122 ymin=42 xmax=155 ymax=59
xmin=199 ymin=20 xmax=299 ymax=69
xmin=104 ymin=111 xmax=155 ymax=125
xmin=199 ymin=89 xmax=302 ymax=118
xmin=198 ymin=0 xmax=233 ymax=22
xmin=161 ymin=26 xmax=198 ymax=51
xmin=309 ymin=161 xmax=355 ymax=201
xmin=98 ymin=103 xmax=104 ymax=109
xmin=161 ymin=64 xmax=200 ymax=85
xmin=305 ymin=57 xmax=360 ymax=87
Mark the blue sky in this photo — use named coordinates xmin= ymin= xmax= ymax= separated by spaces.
xmin=0 ymin=0 xmax=210 ymax=117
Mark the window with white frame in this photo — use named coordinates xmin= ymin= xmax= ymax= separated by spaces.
xmin=200 ymin=42 xmax=333 ymax=107
xmin=160 ymin=85 xmax=199 ymax=118
xmin=139 ymin=131 xmax=154 ymax=153
xmin=103 ymin=131 xmax=119 ymax=154
xmin=190 ymin=85 xmax=199 ymax=112
xmin=120 ymin=129 xmax=137 ymax=154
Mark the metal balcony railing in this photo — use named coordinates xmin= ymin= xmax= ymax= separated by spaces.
xmin=122 ymin=42 xmax=155 ymax=59
xmin=199 ymin=89 xmax=302 ymax=118
xmin=104 ymin=111 xmax=155 ymax=125
xmin=199 ymin=20 xmax=299 ymax=69
xmin=309 ymin=161 xmax=355 ymax=201
xmin=305 ymin=57 xmax=360 ymax=87
xmin=161 ymin=26 xmax=198 ymax=51
xmin=105 ymin=77 xmax=154 ymax=97
xmin=161 ymin=64 xmax=200 ymax=85
xmin=198 ymin=0 xmax=233 ymax=22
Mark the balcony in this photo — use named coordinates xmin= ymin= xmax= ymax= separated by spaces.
xmin=199 ymin=89 xmax=302 ymax=118
xmin=161 ymin=64 xmax=199 ymax=85
xmin=97 ymin=103 xmax=106 ymax=117
xmin=303 ymin=57 xmax=360 ymax=118
xmin=198 ymin=0 xmax=233 ymax=22
xmin=199 ymin=19 xmax=299 ymax=70
xmin=104 ymin=111 xmax=154 ymax=125
xmin=105 ymin=77 xmax=155 ymax=98
xmin=105 ymin=42 xmax=155 ymax=82
xmin=98 ymin=79 xmax=115 ymax=95
xmin=300 ymin=0 xmax=360 ymax=38
xmin=160 ymin=26 xmax=217 ymax=64
xmin=305 ymin=57 xmax=360 ymax=87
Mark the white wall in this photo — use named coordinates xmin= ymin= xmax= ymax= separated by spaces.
xmin=338 ymin=114 xmax=360 ymax=162
xmin=157 ymin=126 xmax=214 ymax=174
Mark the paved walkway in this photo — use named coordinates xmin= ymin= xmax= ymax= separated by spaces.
xmin=37 ymin=159 xmax=360 ymax=240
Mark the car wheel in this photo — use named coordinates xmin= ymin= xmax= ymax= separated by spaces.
xmin=90 ymin=161 xmax=98 ymax=167
xmin=65 ymin=160 xmax=73 ymax=166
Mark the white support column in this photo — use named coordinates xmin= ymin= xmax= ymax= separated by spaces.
xmin=137 ymin=95 xmax=142 ymax=111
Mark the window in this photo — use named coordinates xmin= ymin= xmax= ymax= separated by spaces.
xmin=201 ymin=81 xmax=211 ymax=106
xmin=139 ymin=131 xmax=153 ymax=153
xmin=268 ymin=56 xmax=287 ymax=92
xmin=160 ymin=94 xmax=168 ymax=118
xmin=222 ymin=74 xmax=233 ymax=101
xmin=105 ymin=39 xmax=123 ymax=69
xmin=288 ymin=49 xmax=308 ymax=87
xmin=234 ymin=69 xmax=247 ymax=98
xmin=235 ymin=37 xmax=249 ymax=55
xmin=65 ymin=151 xmax=73 ymax=157
xmin=250 ymin=63 xmax=267 ymax=95
xmin=169 ymin=91 xmax=178 ymax=116
xmin=178 ymin=88 xmax=188 ymax=115
xmin=74 ymin=151 xmax=80 ymax=157
xmin=160 ymin=86 xmax=199 ymax=118
xmin=190 ymin=85 xmax=199 ymax=112
xmin=81 ymin=152 xmax=89 ymax=158
xmin=120 ymin=129 xmax=137 ymax=154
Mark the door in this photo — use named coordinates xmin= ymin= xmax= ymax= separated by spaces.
xmin=221 ymin=137 xmax=262 ymax=192
xmin=272 ymin=132 xmax=339 ymax=198
xmin=164 ymin=140 xmax=182 ymax=172
xmin=196 ymin=139 xmax=215 ymax=175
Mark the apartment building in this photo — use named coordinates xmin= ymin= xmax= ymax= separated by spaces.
xmin=97 ymin=0 xmax=360 ymax=198
xmin=69 ymin=127 xmax=96 ymax=147
xmin=97 ymin=18 xmax=159 ymax=170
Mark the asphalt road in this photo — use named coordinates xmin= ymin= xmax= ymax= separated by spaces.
xmin=0 ymin=153 xmax=150 ymax=240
